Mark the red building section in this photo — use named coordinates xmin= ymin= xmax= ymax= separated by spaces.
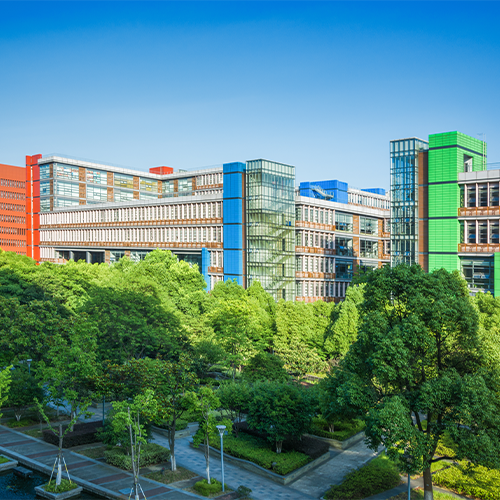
xmin=26 ymin=154 xmax=42 ymax=261
xmin=0 ymin=163 xmax=28 ymax=255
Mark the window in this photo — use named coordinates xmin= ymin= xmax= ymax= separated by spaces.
xmin=467 ymin=221 xmax=476 ymax=243
xmin=478 ymin=222 xmax=488 ymax=244
xmin=335 ymin=212 xmax=353 ymax=232
xmin=114 ymin=173 xmax=134 ymax=189
xmin=360 ymin=239 xmax=378 ymax=258
xmin=140 ymin=178 xmax=156 ymax=192
xmin=115 ymin=190 xmax=133 ymax=202
xmin=178 ymin=178 xmax=192 ymax=192
xmin=461 ymin=258 xmax=493 ymax=292
xmin=54 ymin=163 xmax=79 ymax=181
xmin=87 ymin=185 xmax=107 ymax=201
xmin=490 ymin=184 xmax=499 ymax=207
xmin=467 ymin=185 xmax=476 ymax=208
xmin=55 ymin=181 xmax=79 ymax=198
xmin=336 ymin=236 xmax=353 ymax=256
xmin=40 ymin=181 xmax=50 ymax=196
xmin=40 ymin=165 xmax=50 ymax=180
xmin=336 ymin=260 xmax=353 ymax=280
xmin=360 ymin=217 xmax=377 ymax=235
xmin=87 ymin=169 xmax=107 ymax=185
xmin=490 ymin=221 xmax=499 ymax=244
xmin=478 ymin=185 xmax=488 ymax=207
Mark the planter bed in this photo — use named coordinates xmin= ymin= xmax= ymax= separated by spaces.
xmin=151 ymin=422 xmax=198 ymax=440
xmin=0 ymin=454 xmax=18 ymax=472
xmin=196 ymin=442 xmax=330 ymax=485
xmin=304 ymin=430 xmax=365 ymax=450
xmin=34 ymin=483 xmax=83 ymax=500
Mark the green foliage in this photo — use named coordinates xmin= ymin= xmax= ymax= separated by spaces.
xmin=0 ymin=365 xmax=12 ymax=419
xmin=7 ymin=367 xmax=43 ymax=421
xmin=247 ymin=381 xmax=314 ymax=453
xmin=243 ymin=352 xmax=289 ymax=382
xmin=193 ymin=478 xmax=224 ymax=496
xmin=324 ymin=453 xmax=400 ymax=500
xmin=0 ymin=456 xmax=10 ymax=464
xmin=237 ymin=485 xmax=252 ymax=497
xmin=310 ymin=417 xmax=365 ymax=441
xmin=324 ymin=284 xmax=364 ymax=359
xmin=44 ymin=479 xmax=78 ymax=493
xmin=322 ymin=264 xmax=500 ymax=492
xmin=433 ymin=461 xmax=500 ymax=500
xmin=217 ymin=381 xmax=251 ymax=436
xmin=104 ymin=443 xmax=170 ymax=470
xmin=209 ymin=432 xmax=310 ymax=475
xmin=6 ymin=418 xmax=37 ymax=428
xmin=192 ymin=341 xmax=227 ymax=377
xmin=156 ymin=418 xmax=188 ymax=431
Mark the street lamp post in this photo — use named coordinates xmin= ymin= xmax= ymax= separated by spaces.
xmin=216 ymin=425 xmax=226 ymax=492
xmin=26 ymin=359 xmax=32 ymax=374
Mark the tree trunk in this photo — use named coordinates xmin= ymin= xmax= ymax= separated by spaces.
xmin=56 ymin=425 xmax=63 ymax=486
xmin=170 ymin=418 xmax=176 ymax=472
xmin=328 ymin=423 xmax=335 ymax=433
xmin=15 ymin=409 xmax=22 ymax=421
xmin=276 ymin=440 xmax=283 ymax=454
xmin=423 ymin=466 xmax=434 ymax=500
xmin=205 ymin=435 xmax=210 ymax=484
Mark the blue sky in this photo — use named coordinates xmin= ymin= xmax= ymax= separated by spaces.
xmin=1 ymin=2 xmax=499 ymax=190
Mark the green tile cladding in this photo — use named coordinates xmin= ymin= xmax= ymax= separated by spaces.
xmin=495 ymin=253 xmax=500 ymax=297
xmin=427 ymin=131 xmax=486 ymax=274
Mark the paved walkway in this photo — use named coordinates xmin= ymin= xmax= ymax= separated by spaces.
xmin=288 ymin=440 xmax=380 ymax=498
xmin=0 ymin=425 xmax=203 ymax=500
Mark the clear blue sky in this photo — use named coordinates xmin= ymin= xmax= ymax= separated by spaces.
xmin=1 ymin=2 xmax=499 ymax=190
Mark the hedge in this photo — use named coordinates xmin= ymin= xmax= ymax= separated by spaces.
xmin=208 ymin=432 xmax=311 ymax=475
xmin=310 ymin=417 xmax=365 ymax=442
xmin=433 ymin=461 xmax=500 ymax=500
xmin=234 ymin=421 xmax=329 ymax=460
xmin=324 ymin=453 xmax=401 ymax=500
xmin=104 ymin=443 xmax=170 ymax=470
xmin=43 ymin=421 xmax=103 ymax=448
xmin=6 ymin=418 xmax=37 ymax=428
xmin=194 ymin=478 xmax=224 ymax=496
xmin=44 ymin=479 xmax=78 ymax=493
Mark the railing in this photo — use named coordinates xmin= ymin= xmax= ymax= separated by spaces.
xmin=295 ymin=272 xmax=335 ymax=279
xmin=295 ymin=246 xmax=335 ymax=255
xmin=459 ymin=207 xmax=500 ymax=217
xmin=458 ymin=243 xmax=500 ymax=253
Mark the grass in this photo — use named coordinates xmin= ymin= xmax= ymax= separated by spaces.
xmin=44 ymin=479 xmax=79 ymax=493
xmin=0 ymin=456 xmax=10 ymax=464
xmin=21 ymin=428 xmax=43 ymax=439
xmin=324 ymin=453 xmax=401 ymax=500
xmin=310 ymin=417 xmax=365 ymax=441
xmin=207 ymin=431 xmax=311 ymax=475
xmin=388 ymin=488 xmax=459 ymax=500
xmin=5 ymin=418 xmax=38 ymax=428
xmin=75 ymin=446 xmax=109 ymax=460
xmin=145 ymin=467 xmax=198 ymax=484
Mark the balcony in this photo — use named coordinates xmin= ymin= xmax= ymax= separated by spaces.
xmin=458 ymin=243 xmax=500 ymax=253
xmin=458 ymin=207 xmax=500 ymax=217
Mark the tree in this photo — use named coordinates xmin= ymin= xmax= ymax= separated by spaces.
xmin=112 ymin=390 xmax=158 ymax=500
xmin=247 ymin=381 xmax=314 ymax=453
xmin=217 ymin=381 xmax=251 ymax=437
xmin=190 ymin=387 xmax=231 ymax=484
xmin=323 ymin=264 xmax=500 ymax=500
xmin=0 ymin=365 xmax=12 ymax=419
xmin=323 ymin=284 xmax=364 ymax=361
xmin=7 ymin=367 xmax=43 ymax=421
xmin=243 ymin=352 xmax=289 ymax=383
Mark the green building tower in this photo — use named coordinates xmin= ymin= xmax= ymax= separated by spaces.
xmin=428 ymin=132 xmax=487 ymax=272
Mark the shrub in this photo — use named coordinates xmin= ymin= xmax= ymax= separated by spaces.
xmin=243 ymin=352 xmax=289 ymax=382
xmin=43 ymin=421 xmax=102 ymax=448
xmin=237 ymin=485 xmax=252 ymax=497
xmin=6 ymin=418 xmax=37 ymax=428
xmin=209 ymin=432 xmax=311 ymax=475
xmin=324 ymin=453 xmax=401 ymax=500
xmin=44 ymin=479 xmax=78 ymax=493
xmin=0 ymin=456 xmax=10 ymax=464
xmin=433 ymin=461 xmax=500 ymax=500
xmin=193 ymin=478 xmax=223 ymax=496
xmin=310 ymin=417 xmax=365 ymax=441
xmin=104 ymin=443 xmax=170 ymax=470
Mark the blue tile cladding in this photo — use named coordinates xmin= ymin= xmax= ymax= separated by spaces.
xmin=201 ymin=247 xmax=210 ymax=291
xmin=299 ymin=180 xmax=348 ymax=203
xmin=362 ymin=187 xmax=386 ymax=195
xmin=223 ymin=162 xmax=245 ymax=284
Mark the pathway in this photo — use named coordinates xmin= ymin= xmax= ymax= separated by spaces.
xmin=0 ymin=425 xmax=203 ymax=500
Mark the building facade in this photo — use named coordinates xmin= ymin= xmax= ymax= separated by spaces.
xmin=390 ymin=130 xmax=500 ymax=296
xmin=0 ymin=163 xmax=28 ymax=255
xmin=12 ymin=153 xmax=390 ymax=302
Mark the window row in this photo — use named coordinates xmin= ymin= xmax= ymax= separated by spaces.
xmin=0 ymin=215 xmax=25 ymax=224
xmin=41 ymin=202 xmax=223 ymax=225
xmin=0 ymin=239 xmax=25 ymax=248
xmin=0 ymin=203 xmax=24 ymax=212
xmin=0 ymin=179 xmax=25 ymax=189
xmin=196 ymin=173 xmax=223 ymax=186
xmin=461 ymin=220 xmax=500 ymax=244
xmin=0 ymin=190 xmax=25 ymax=200
xmin=41 ymin=226 xmax=223 ymax=244
xmin=348 ymin=192 xmax=390 ymax=210
xmin=296 ymin=280 xmax=350 ymax=298
xmin=0 ymin=227 xmax=25 ymax=235
xmin=460 ymin=183 xmax=499 ymax=208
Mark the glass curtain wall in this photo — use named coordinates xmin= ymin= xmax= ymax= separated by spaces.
xmin=246 ymin=160 xmax=295 ymax=300
xmin=390 ymin=138 xmax=428 ymax=265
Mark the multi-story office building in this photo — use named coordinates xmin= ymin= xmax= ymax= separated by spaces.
xmin=390 ymin=130 xmax=500 ymax=295
xmin=0 ymin=163 xmax=27 ymax=255
xmin=19 ymin=153 xmax=391 ymax=302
